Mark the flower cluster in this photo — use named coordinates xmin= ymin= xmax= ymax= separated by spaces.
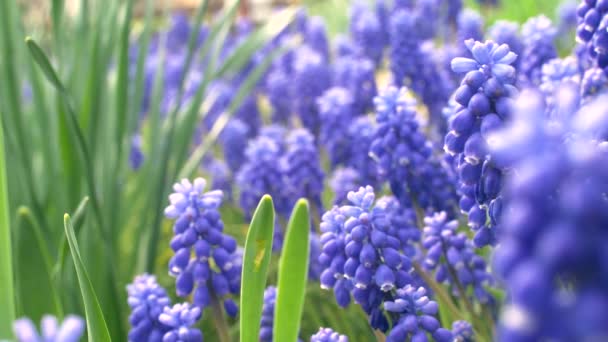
xmin=422 ymin=212 xmax=493 ymax=304
xmin=371 ymin=86 xmax=458 ymax=212
xmin=282 ymin=128 xmax=325 ymax=210
xmin=259 ymin=286 xmax=277 ymax=342
xmin=446 ymin=39 xmax=518 ymax=246
xmin=384 ymin=285 xmax=453 ymax=342
xmin=489 ymin=90 xmax=608 ymax=340
xmin=127 ymin=274 xmax=172 ymax=341
xmin=13 ymin=315 xmax=85 ymax=342
xmin=310 ymin=327 xmax=348 ymax=342
xmin=164 ymin=178 xmax=241 ymax=315
xmin=319 ymin=186 xmax=422 ymax=330
xmin=577 ymin=0 xmax=608 ymax=69
xmin=519 ymin=15 xmax=558 ymax=85
xmin=159 ymin=304 xmax=203 ymax=342
xmin=293 ymin=47 xmax=331 ymax=135
xmin=318 ymin=87 xmax=355 ymax=167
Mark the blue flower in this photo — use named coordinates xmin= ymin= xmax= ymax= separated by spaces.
xmin=318 ymin=87 xmax=355 ymax=166
xmin=305 ymin=16 xmax=330 ymax=61
xmin=329 ymin=167 xmax=361 ymax=205
xmin=266 ymin=68 xmax=292 ymax=124
xmin=371 ymin=86 xmax=458 ymax=212
xmin=581 ymin=67 xmax=608 ymax=98
xmin=13 ymin=315 xmax=85 ymax=342
xmin=452 ymin=320 xmax=474 ymax=342
xmin=259 ymin=286 xmax=276 ymax=342
xmin=282 ymin=128 xmax=325 ymax=210
xmin=127 ymin=274 xmax=172 ymax=341
xmin=457 ymin=9 xmax=484 ymax=55
xmin=158 ymin=303 xmax=202 ymax=342
xmin=489 ymin=89 xmax=608 ymax=341
xmin=488 ymin=20 xmax=523 ymax=61
xmin=319 ymin=186 xmax=421 ymax=330
xmin=220 ymin=119 xmax=250 ymax=174
xmin=350 ymin=9 xmax=385 ymax=65
xmin=445 ymin=39 xmax=518 ymax=247
xmin=292 ymin=47 xmax=331 ymax=135
xmin=346 ymin=117 xmax=380 ymax=189
xmin=539 ymin=57 xmax=581 ymax=108
xmin=236 ymin=136 xmax=288 ymax=218
xmin=519 ymin=15 xmax=558 ymax=85
xmin=422 ymin=212 xmax=494 ymax=304
xmin=333 ymin=57 xmax=377 ymax=115
xmin=384 ymin=285 xmax=453 ymax=342
xmin=129 ymin=134 xmax=144 ymax=170
xmin=576 ymin=0 xmax=608 ymax=69
xmin=310 ymin=327 xmax=348 ymax=342
xmin=164 ymin=178 xmax=241 ymax=315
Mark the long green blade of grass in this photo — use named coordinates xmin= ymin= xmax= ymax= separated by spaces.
xmin=274 ymin=199 xmax=311 ymax=342
xmin=63 ymin=214 xmax=112 ymax=342
xmin=240 ymin=195 xmax=275 ymax=342
xmin=0 ymin=116 xmax=16 ymax=338
xmin=14 ymin=207 xmax=63 ymax=320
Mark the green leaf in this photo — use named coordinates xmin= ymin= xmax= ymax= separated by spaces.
xmin=54 ymin=196 xmax=89 ymax=278
xmin=25 ymin=37 xmax=66 ymax=93
xmin=63 ymin=214 xmax=112 ymax=342
xmin=0 ymin=116 xmax=16 ymax=338
xmin=240 ymin=195 xmax=275 ymax=342
xmin=274 ymin=199 xmax=311 ymax=342
xmin=14 ymin=207 xmax=63 ymax=320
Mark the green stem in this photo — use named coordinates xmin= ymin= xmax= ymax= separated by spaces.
xmin=210 ymin=292 xmax=231 ymax=342
xmin=413 ymin=262 xmax=463 ymax=321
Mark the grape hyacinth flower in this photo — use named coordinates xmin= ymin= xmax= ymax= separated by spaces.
xmin=13 ymin=315 xmax=85 ymax=342
xmin=305 ymin=16 xmax=330 ymax=61
xmin=539 ymin=57 xmax=581 ymax=108
xmin=259 ymin=286 xmax=276 ymax=342
xmin=127 ymin=274 xmax=171 ymax=341
xmin=333 ymin=56 xmax=377 ymax=114
xmin=446 ymin=39 xmax=518 ymax=246
xmin=422 ymin=212 xmax=493 ymax=304
xmin=282 ymin=128 xmax=325 ymax=210
xmin=489 ymin=90 xmax=608 ymax=341
xmin=370 ymin=86 xmax=458 ymax=212
xmin=310 ymin=327 xmax=348 ymax=342
xmin=488 ymin=21 xmax=523 ymax=62
xmin=452 ymin=320 xmax=474 ymax=342
xmin=581 ymin=67 xmax=608 ymax=98
xmin=350 ymin=9 xmax=384 ymax=65
xmin=236 ymin=136 xmax=288 ymax=218
xmin=164 ymin=178 xmax=241 ymax=316
xmin=576 ymin=0 xmax=608 ymax=69
xmin=220 ymin=119 xmax=249 ymax=174
xmin=266 ymin=68 xmax=292 ymax=124
xmin=292 ymin=47 xmax=331 ymax=135
xmin=457 ymin=9 xmax=484 ymax=56
xmin=318 ymin=87 xmax=355 ymax=166
xmin=329 ymin=167 xmax=360 ymax=205
xmin=520 ymin=15 xmax=558 ymax=85
xmin=129 ymin=134 xmax=144 ymax=170
xmin=346 ymin=116 xmax=380 ymax=189
xmin=384 ymin=285 xmax=453 ymax=342
xmin=158 ymin=303 xmax=203 ymax=342
xmin=319 ymin=186 xmax=421 ymax=331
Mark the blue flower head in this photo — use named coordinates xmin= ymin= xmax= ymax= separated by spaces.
xmin=158 ymin=303 xmax=202 ymax=342
xmin=384 ymin=285 xmax=454 ymax=342
xmin=318 ymin=87 xmax=355 ymax=166
xmin=220 ymin=119 xmax=249 ymax=173
xmin=488 ymin=20 xmax=523 ymax=59
xmin=282 ymin=128 xmax=325 ymax=210
xmin=13 ymin=315 xmax=85 ymax=342
xmin=165 ymin=178 xmax=241 ymax=316
xmin=452 ymin=320 xmax=474 ymax=342
xmin=292 ymin=47 xmax=331 ymax=134
xmin=577 ymin=0 xmax=608 ymax=69
xmin=582 ymin=67 xmax=608 ymax=98
xmin=305 ymin=16 xmax=330 ymax=61
xmin=310 ymin=327 xmax=348 ymax=342
xmin=333 ymin=57 xmax=377 ymax=114
xmin=451 ymin=39 xmax=518 ymax=84
xmin=237 ymin=136 xmax=289 ymax=218
xmin=127 ymin=274 xmax=172 ymax=341
xmin=259 ymin=286 xmax=276 ymax=342
xmin=330 ymin=167 xmax=361 ymax=205
xmin=350 ymin=9 xmax=384 ymax=65
xmin=371 ymin=86 xmax=458 ymax=212
xmin=520 ymin=15 xmax=558 ymax=84
xmin=457 ymin=9 xmax=484 ymax=52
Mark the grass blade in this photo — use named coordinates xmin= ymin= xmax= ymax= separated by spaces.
xmin=274 ymin=199 xmax=311 ymax=342
xmin=0 ymin=115 xmax=16 ymax=338
xmin=14 ymin=207 xmax=63 ymax=320
xmin=63 ymin=214 xmax=111 ymax=342
xmin=240 ymin=195 xmax=275 ymax=342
